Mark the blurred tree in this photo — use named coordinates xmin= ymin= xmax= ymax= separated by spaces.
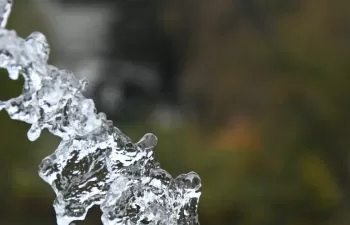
xmin=3 ymin=0 xmax=350 ymax=225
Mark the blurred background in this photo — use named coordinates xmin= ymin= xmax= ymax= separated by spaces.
xmin=1 ymin=0 xmax=350 ymax=224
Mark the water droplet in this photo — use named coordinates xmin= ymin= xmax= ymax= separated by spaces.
xmin=0 ymin=0 xmax=12 ymax=28
xmin=27 ymin=123 xmax=42 ymax=141
xmin=137 ymin=133 xmax=158 ymax=150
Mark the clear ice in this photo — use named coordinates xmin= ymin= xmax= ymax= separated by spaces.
xmin=0 ymin=1 xmax=201 ymax=224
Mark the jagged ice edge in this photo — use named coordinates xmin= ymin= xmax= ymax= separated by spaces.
xmin=0 ymin=1 xmax=201 ymax=225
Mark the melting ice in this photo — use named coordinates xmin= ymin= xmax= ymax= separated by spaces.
xmin=0 ymin=1 xmax=201 ymax=224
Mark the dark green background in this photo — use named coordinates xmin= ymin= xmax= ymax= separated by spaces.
xmin=2 ymin=1 xmax=350 ymax=225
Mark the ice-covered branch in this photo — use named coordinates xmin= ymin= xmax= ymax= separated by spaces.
xmin=0 ymin=1 xmax=201 ymax=224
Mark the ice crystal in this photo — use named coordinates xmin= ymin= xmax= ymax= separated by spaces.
xmin=0 ymin=1 xmax=201 ymax=225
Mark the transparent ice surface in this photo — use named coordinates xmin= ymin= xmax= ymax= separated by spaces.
xmin=0 ymin=1 xmax=201 ymax=225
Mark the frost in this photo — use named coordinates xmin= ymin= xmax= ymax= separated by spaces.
xmin=0 ymin=1 xmax=201 ymax=225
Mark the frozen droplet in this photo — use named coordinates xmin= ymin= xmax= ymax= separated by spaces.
xmin=25 ymin=31 xmax=50 ymax=61
xmin=39 ymin=157 xmax=53 ymax=172
xmin=137 ymin=133 xmax=158 ymax=150
xmin=7 ymin=67 xmax=19 ymax=80
xmin=98 ymin=112 xmax=107 ymax=120
xmin=0 ymin=0 xmax=12 ymax=28
xmin=27 ymin=123 xmax=42 ymax=141
xmin=79 ymin=78 xmax=88 ymax=91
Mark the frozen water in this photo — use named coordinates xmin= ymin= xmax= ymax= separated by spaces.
xmin=0 ymin=1 xmax=201 ymax=225
xmin=0 ymin=0 xmax=12 ymax=28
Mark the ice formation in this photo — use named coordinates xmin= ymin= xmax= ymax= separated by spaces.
xmin=0 ymin=1 xmax=201 ymax=224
